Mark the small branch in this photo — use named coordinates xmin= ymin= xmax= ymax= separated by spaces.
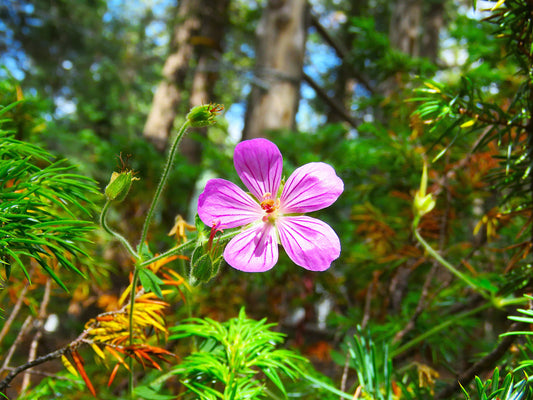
xmin=22 ymin=279 xmax=51 ymax=391
xmin=0 ymin=332 xmax=86 ymax=394
xmin=0 ymin=346 xmax=70 ymax=394
xmin=302 ymin=72 xmax=359 ymax=129
xmin=393 ymin=265 xmax=437 ymax=343
xmin=309 ymin=13 xmax=374 ymax=94
xmin=1 ymin=316 xmax=32 ymax=374
xmin=435 ymin=321 xmax=528 ymax=399
xmin=0 ymin=284 xmax=28 ymax=344
xmin=309 ymin=13 xmax=348 ymax=59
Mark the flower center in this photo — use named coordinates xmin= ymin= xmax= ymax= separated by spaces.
xmin=260 ymin=193 xmax=279 ymax=214
xmin=260 ymin=193 xmax=280 ymax=224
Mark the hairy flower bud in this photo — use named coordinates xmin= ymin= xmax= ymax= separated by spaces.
xmin=186 ymin=103 xmax=224 ymax=127
xmin=104 ymin=170 xmax=139 ymax=202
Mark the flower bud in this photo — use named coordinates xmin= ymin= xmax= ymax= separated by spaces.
xmin=189 ymin=246 xmax=222 ymax=284
xmin=413 ymin=162 xmax=436 ymax=217
xmin=186 ymin=103 xmax=224 ymax=127
xmin=104 ymin=170 xmax=139 ymax=202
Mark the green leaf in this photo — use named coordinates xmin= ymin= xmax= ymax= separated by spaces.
xmin=138 ymin=268 xmax=164 ymax=298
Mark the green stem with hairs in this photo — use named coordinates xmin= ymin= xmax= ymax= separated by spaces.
xmin=100 ymin=200 xmax=139 ymax=260
xmin=138 ymin=229 xmax=240 ymax=269
xmin=138 ymin=120 xmax=191 ymax=250
xmin=413 ymin=223 xmax=490 ymax=299
xmin=127 ymin=120 xmax=190 ymax=396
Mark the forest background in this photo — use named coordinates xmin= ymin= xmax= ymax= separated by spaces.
xmin=1 ymin=0 xmax=533 ymax=399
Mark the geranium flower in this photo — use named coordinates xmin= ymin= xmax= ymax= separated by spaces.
xmin=197 ymin=138 xmax=343 ymax=272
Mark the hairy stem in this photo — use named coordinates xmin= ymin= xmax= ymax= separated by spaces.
xmin=128 ymin=268 xmax=140 ymax=398
xmin=100 ymin=200 xmax=139 ymax=260
xmin=138 ymin=120 xmax=191 ymax=250
xmin=128 ymin=120 xmax=190 ymax=397
xmin=413 ymin=226 xmax=490 ymax=299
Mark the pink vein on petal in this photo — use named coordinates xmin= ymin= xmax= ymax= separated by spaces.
xmin=280 ymin=162 xmax=343 ymax=213
xmin=234 ymin=139 xmax=283 ymax=200
xmin=197 ymin=178 xmax=262 ymax=229
xmin=277 ymin=216 xmax=340 ymax=271
xmin=223 ymin=223 xmax=278 ymax=272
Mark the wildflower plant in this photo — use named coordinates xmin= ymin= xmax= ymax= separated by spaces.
xmin=1 ymin=101 xmax=342 ymax=399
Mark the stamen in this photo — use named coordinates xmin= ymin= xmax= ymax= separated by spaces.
xmin=260 ymin=193 xmax=279 ymax=214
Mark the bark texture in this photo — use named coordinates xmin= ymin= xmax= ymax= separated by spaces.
xmin=181 ymin=0 xmax=229 ymax=163
xmin=389 ymin=0 xmax=423 ymax=57
xmin=144 ymin=0 xmax=199 ymax=151
xmin=421 ymin=0 xmax=446 ymax=63
xmin=144 ymin=0 xmax=228 ymax=155
xmin=243 ymin=0 xmax=309 ymax=140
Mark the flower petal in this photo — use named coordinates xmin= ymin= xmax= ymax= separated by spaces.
xmin=277 ymin=216 xmax=340 ymax=271
xmin=234 ymin=138 xmax=283 ymax=201
xmin=198 ymin=178 xmax=262 ymax=229
xmin=223 ymin=223 xmax=278 ymax=272
xmin=280 ymin=162 xmax=343 ymax=213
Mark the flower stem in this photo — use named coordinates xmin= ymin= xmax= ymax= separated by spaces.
xmin=138 ymin=229 xmax=239 ymax=269
xmin=413 ymin=226 xmax=489 ymax=299
xmin=127 ymin=120 xmax=190 ymax=397
xmin=138 ymin=120 xmax=191 ymax=251
xmin=128 ymin=267 xmax=140 ymax=397
xmin=100 ymin=200 xmax=139 ymax=260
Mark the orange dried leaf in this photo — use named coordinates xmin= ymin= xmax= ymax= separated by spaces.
xmin=105 ymin=346 xmax=130 ymax=371
xmin=108 ymin=363 xmax=121 ymax=387
xmin=72 ymin=351 xmax=96 ymax=397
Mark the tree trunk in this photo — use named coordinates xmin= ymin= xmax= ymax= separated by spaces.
xmin=143 ymin=0 xmax=198 ymax=151
xmin=420 ymin=0 xmax=445 ymax=63
xmin=389 ymin=0 xmax=422 ymax=57
xmin=143 ymin=0 xmax=228 ymax=156
xmin=242 ymin=0 xmax=309 ymax=140
xmin=181 ymin=1 xmax=229 ymax=164
xmin=325 ymin=1 xmax=368 ymax=124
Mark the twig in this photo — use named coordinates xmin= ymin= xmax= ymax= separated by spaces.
xmin=393 ymin=264 xmax=437 ymax=343
xmin=22 ymin=279 xmax=51 ymax=391
xmin=309 ymin=13 xmax=374 ymax=94
xmin=0 ymin=284 xmax=29 ymax=344
xmin=339 ymin=351 xmax=351 ymax=399
xmin=435 ymin=321 xmax=528 ymax=399
xmin=0 ymin=346 xmax=71 ymax=394
xmin=0 ymin=332 xmax=86 ymax=394
xmin=1 ymin=316 xmax=32 ymax=373
xmin=302 ymin=72 xmax=359 ymax=129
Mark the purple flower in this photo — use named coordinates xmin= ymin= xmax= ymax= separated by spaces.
xmin=197 ymin=138 xmax=343 ymax=272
